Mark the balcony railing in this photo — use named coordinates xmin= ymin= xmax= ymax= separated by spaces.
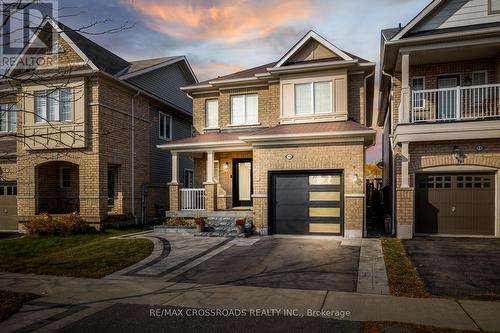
xmin=411 ymin=83 xmax=500 ymax=123
xmin=180 ymin=188 xmax=205 ymax=210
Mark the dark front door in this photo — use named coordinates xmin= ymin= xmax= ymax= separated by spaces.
xmin=108 ymin=168 xmax=116 ymax=208
xmin=437 ymin=75 xmax=460 ymax=120
xmin=415 ymin=173 xmax=495 ymax=236
xmin=269 ymin=171 xmax=343 ymax=236
xmin=232 ymin=159 xmax=252 ymax=207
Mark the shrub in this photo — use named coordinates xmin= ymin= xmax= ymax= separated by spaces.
xmin=24 ymin=214 xmax=94 ymax=235
xmin=164 ymin=214 xmax=192 ymax=226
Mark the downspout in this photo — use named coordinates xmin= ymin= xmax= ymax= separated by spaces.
xmin=131 ymin=91 xmax=140 ymax=223
xmin=382 ymin=69 xmax=397 ymax=235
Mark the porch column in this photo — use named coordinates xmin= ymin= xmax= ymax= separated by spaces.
xmin=401 ymin=142 xmax=410 ymax=188
xmin=400 ymin=52 xmax=410 ymax=124
xmin=168 ymin=151 xmax=180 ymax=211
xmin=204 ymin=150 xmax=217 ymax=211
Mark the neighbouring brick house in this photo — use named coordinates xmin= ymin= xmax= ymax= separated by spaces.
xmin=378 ymin=0 xmax=500 ymax=238
xmin=0 ymin=17 xmax=196 ymax=231
xmin=160 ymin=31 xmax=376 ymax=237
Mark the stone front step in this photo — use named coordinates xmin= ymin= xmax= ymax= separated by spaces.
xmin=200 ymin=216 xmax=253 ymax=237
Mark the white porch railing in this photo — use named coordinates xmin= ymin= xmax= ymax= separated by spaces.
xmin=411 ymin=83 xmax=500 ymax=123
xmin=180 ymin=188 xmax=205 ymax=210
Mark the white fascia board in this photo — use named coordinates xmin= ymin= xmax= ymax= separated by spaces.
xmin=209 ymin=77 xmax=261 ymax=85
xmin=239 ymin=129 xmax=376 ymax=142
xmin=392 ymin=0 xmax=444 ymax=41
xmin=268 ymin=60 xmax=358 ymax=74
xmin=274 ymin=31 xmax=353 ymax=68
xmin=387 ymin=26 xmax=500 ymax=46
xmin=157 ymin=140 xmax=248 ymax=150
xmin=393 ymin=120 xmax=500 ymax=146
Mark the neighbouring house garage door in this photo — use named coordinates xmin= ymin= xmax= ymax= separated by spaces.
xmin=415 ymin=173 xmax=495 ymax=236
xmin=269 ymin=171 xmax=343 ymax=236
xmin=0 ymin=182 xmax=18 ymax=231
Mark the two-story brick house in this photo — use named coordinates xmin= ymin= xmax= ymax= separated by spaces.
xmin=0 ymin=17 xmax=196 ymax=231
xmin=160 ymin=31 xmax=376 ymax=237
xmin=378 ymin=0 xmax=500 ymax=238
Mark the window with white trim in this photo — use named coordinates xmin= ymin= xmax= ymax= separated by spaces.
xmin=294 ymin=81 xmax=332 ymax=115
xmin=472 ymin=71 xmax=488 ymax=86
xmin=0 ymin=103 xmax=16 ymax=133
xmin=61 ymin=167 xmax=71 ymax=188
xmin=489 ymin=0 xmax=500 ymax=14
xmin=230 ymin=94 xmax=258 ymax=125
xmin=34 ymin=88 xmax=73 ymax=123
xmin=159 ymin=112 xmax=172 ymax=140
xmin=412 ymin=77 xmax=425 ymax=109
xmin=205 ymin=99 xmax=219 ymax=128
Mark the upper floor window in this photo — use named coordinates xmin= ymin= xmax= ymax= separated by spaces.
xmin=159 ymin=112 xmax=172 ymax=140
xmin=34 ymin=88 xmax=73 ymax=123
xmin=230 ymin=94 xmax=258 ymax=125
xmin=472 ymin=71 xmax=488 ymax=86
xmin=294 ymin=81 xmax=332 ymax=115
xmin=412 ymin=77 xmax=425 ymax=109
xmin=205 ymin=99 xmax=219 ymax=128
xmin=0 ymin=103 xmax=16 ymax=133
xmin=489 ymin=0 xmax=500 ymax=14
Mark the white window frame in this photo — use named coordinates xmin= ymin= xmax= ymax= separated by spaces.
xmin=293 ymin=81 xmax=333 ymax=115
xmin=158 ymin=111 xmax=172 ymax=141
xmin=0 ymin=103 xmax=16 ymax=133
xmin=471 ymin=70 xmax=488 ymax=85
xmin=205 ymin=99 xmax=219 ymax=129
xmin=60 ymin=167 xmax=71 ymax=189
xmin=412 ymin=76 xmax=426 ymax=110
xmin=230 ymin=94 xmax=259 ymax=126
xmin=489 ymin=0 xmax=500 ymax=14
xmin=34 ymin=88 xmax=73 ymax=123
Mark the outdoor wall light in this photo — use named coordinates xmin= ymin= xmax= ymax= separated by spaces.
xmin=223 ymin=162 xmax=230 ymax=170
xmin=352 ymin=173 xmax=362 ymax=185
xmin=453 ymin=146 xmax=464 ymax=164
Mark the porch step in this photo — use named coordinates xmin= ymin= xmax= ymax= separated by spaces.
xmin=196 ymin=216 xmax=253 ymax=238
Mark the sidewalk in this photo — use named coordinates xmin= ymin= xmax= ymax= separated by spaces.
xmin=0 ymin=271 xmax=499 ymax=332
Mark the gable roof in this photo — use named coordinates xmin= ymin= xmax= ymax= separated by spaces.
xmin=274 ymin=30 xmax=353 ymax=68
xmin=184 ymin=30 xmax=374 ymax=91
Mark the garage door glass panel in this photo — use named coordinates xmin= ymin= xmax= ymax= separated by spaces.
xmin=309 ymin=223 xmax=340 ymax=233
xmin=309 ymin=207 xmax=340 ymax=217
xmin=309 ymin=192 xmax=340 ymax=201
xmin=309 ymin=175 xmax=341 ymax=185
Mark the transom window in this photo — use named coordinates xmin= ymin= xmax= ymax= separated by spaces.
xmin=159 ymin=112 xmax=172 ymax=140
xmin=205 ymin=99 xmax=219 ymax=128
xmin=230 ymin=94 xmax=258 ymax=125
xmin=34 ymin=88 xmax=73 ymax=123
xmin=0 ymin=103 xmax=16 ymax=133
xmin=294 ymin=81 xmax=332 ymax=115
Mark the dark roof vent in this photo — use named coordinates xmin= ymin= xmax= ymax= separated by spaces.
xmin=398 ymin=23 xmax=402 ymax=30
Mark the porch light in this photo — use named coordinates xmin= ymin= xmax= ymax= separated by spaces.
xmin=453 ymin=146 xmax=464 ymax=164
xmin=352 ymin=174 xmax=362 ymax=185
xmin=223 ymin=162 xmax=229 ymax=171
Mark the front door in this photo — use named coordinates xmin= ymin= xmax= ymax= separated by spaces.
xmin=232 ymin=159 xmax=252 ymax=207
xmin=437 ymin=75 xmax=460 ymax=120
xmin=108 ymin=168 xmax=116 ymax=208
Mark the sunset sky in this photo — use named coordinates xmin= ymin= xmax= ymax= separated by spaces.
xmin=58 ymin=0 xmax=431 ymax=161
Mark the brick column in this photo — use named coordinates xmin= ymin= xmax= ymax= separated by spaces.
xmin=204 ymin=182 xmax=217 ymax=211
xmin=169 ymin=182 xmax=180 ymax=211
xmin=396 ymin=187 xmax=414 ymax=239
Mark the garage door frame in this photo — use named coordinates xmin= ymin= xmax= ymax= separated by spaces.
xmin=413 ymin=168 xmax=498 ymax=237
xmin=268 ymin=169 xmax=344 ymax=236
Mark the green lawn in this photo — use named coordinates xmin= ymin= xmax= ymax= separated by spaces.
xmin=381 ymin=238 xmax=430 ymax=298
xmin=0 ymin=290 xmax=38 ymax=322
xmin=0 ymin=229 xmax=153 ymax=278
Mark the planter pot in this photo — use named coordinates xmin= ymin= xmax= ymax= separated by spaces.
xmin=236 ymin=224 xmax=245 ymax=234
xmin=196 ymin=224 xmax=204 ymax=233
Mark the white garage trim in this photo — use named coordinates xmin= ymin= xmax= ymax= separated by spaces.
xmin=413 ymin=165 xmax=499 ymax=237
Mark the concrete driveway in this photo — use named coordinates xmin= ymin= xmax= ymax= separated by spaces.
xmin=171 ymin=237 xmax=360 ymax=292
xmin=403 ymin=237 xmax=500 ymax=300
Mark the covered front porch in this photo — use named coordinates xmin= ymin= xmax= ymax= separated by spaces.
xmin=169 ymin=148 xmax=255 ymax=215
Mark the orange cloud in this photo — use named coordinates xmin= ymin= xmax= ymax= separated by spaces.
xmin=192 ymin=62 xmax=246 ymax=81
xmin=122 ymin=0 xmax=314 ymax=43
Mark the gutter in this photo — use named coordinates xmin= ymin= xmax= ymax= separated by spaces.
xmin=239 ymin=129 xmax=376 ymax=142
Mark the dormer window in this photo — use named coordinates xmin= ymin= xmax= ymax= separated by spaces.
xmin=489 ymin=0 xmax=500 ymax=14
